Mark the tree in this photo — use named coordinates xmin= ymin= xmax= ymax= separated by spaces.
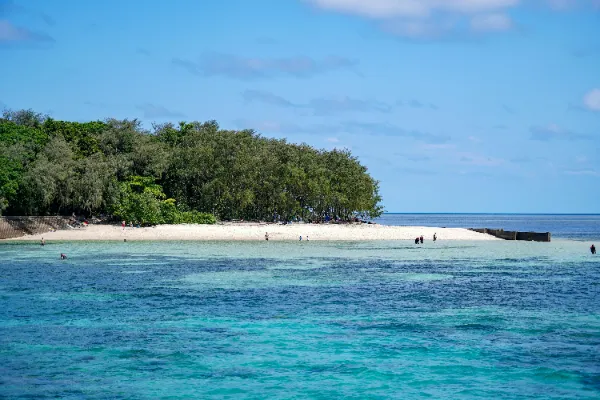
xmin=111 ymin=176 xmax=166 ymax=225
xmin=0 ymin=108 xmax=383 ymax=222
xmin=16 ymin=136 xmax=76 ymax=215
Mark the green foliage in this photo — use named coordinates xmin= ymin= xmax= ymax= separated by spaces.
xmin=2 ymin=109 xmax=48 ymax=128
xmin=42 ymin=119 xmax=105 ymax=157
xmin=0 ymin=108 xmax=383 ymax=222
xmin=112 ymin=176 xmax=166 ymax=225
xmin=160 ymin=198 xmax=178 ymax=224
xmin=175 ymin=210 xmax=216 ymax=225
xmin=112 ymin=176 xmax=216 ymax=225
xmin=0 ymin=121 xmax=48 ymax=149
xmin=0 ymin=141 xmax=25 ymax=214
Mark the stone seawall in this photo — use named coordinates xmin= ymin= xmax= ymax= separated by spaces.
xmin=516 ymin=231 xmax=552 ymax=242
xmin=469 ymin=228 xmax=551 ymax=242
xmin=0 ymin=217 xmax=72 ymax=240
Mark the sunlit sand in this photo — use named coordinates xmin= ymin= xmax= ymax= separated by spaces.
xmin=9 ymin=222 xmax=498 ymax=241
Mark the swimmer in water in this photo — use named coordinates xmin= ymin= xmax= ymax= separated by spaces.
xmin=41 ymin=238 xmax=45 ymax=246
xmin=591 ymin=244 xmax=596 ymax=255
xmin=60 ymin=253 xmax=67 ymax=260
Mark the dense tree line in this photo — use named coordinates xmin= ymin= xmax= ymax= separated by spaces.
xmin=0 ymin=109 xmax=383 ymax=224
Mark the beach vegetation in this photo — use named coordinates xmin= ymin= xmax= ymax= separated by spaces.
xmin=0 ymin=109 xmax=383 ymax=222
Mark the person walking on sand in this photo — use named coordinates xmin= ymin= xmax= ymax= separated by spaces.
xmin=591 ymin=244 xmax=596 ymax=255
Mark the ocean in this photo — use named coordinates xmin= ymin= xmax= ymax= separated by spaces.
xmin=1 ymin=215 xmax=599 ymax=399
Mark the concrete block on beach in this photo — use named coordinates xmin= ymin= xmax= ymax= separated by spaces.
xmin=469 ymin=228 xmax=551 ymax=242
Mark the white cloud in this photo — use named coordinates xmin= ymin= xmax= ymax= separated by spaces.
xmin=565 ymin=169 xmax=600 ymax=176
xmin=470 ymin=13 xmax=513 ymax=31
xmin=305 ymin=0 xmax=598 ymax=38
xmin=305 ymin=0 xmax=520 ymax=38
xmin=583 ymin=88 xmax=600 ymax=111
xmin=307 ymin=0 xmax=428 ymax=18
xmin=326 ymin=137 xmax=340 ymax=143
xmin=305 ymin=0 xmax=520 ymax=18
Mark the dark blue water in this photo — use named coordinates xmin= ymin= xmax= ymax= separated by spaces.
xmin=375 ymin=214 xmax=600 ymax=241
xmin=1 ymin=240 xmax=599 ymax=399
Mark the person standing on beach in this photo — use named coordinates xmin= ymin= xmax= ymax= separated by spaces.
xmin=433 ymin=233 xmax=437 ymax=242
xmin=122 ymin=220 xmax=126 ymax=230
xmin=420 ymin=235 xmax=424 ymax=244
xmin=591 ymin=244 xmax=596 ymax=254
xmin=265 ymin=232 xmax=269 ymax=241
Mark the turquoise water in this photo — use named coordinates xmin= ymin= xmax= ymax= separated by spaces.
xmin=1 ymin=240 xmax=599 ymax=399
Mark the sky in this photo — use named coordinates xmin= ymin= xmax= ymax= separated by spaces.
xmin=1 ymin=0 xmax=599 ymax=213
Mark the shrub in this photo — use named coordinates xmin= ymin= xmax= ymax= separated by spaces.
xmin=176 ymin=210 xmax=216 ymax=225
xmin=113 ymin=176 xmax=216 ymax=225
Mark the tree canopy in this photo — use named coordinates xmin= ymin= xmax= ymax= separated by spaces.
xmin=0 ymin=109 xmax=383 ymax=223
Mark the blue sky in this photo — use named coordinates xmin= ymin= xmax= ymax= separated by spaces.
xmin=1 ymin=0 xmax=599 ymax=213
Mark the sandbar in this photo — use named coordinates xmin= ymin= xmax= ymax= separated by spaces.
xmin=6 ymin=222 xmax=498 ymax=241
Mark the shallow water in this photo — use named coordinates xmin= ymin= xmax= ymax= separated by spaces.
xmin=1 ymin=240 xmax=599 ymax=399
xmin=376 ymin=214 xmax=600 ymax=241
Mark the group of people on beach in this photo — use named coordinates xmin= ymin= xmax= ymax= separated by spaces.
xmin=122 ymin=220 xmax=141 ymax=229
xmin=414 ymin=233 xmax=437 ymax=244
xmin=264 ymin=231 xmax=439 ymax=243
xmin=264 ymin=232 xmax=309 ymax=241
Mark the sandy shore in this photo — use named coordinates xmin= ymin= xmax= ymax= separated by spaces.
xmin=7 ymin=223 xmax=497 ymax=241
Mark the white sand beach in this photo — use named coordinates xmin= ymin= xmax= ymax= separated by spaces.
xmin=9 ymin=222 xmax=497 ymax=241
